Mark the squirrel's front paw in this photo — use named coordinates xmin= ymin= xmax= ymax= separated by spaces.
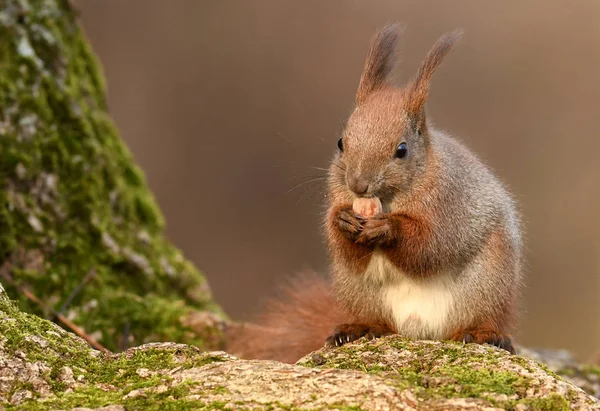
xmin=356 ymin=215 xmax=394 ymax=246
xmin=334 ymin=208 xmax=365 ymax=241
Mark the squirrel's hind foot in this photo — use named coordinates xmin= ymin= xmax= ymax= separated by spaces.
xmin=325 ymin=323 xmax=394 ymax=347
xmin=453 ymin=330 xmax=516 ymax=354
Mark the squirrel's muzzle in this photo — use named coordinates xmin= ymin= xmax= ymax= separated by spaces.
xmin=347 ymin=175 xmax=371 ymax=196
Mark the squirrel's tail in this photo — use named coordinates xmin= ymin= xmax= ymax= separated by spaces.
xmin=225 ymin=271 xmax=350 ymax=364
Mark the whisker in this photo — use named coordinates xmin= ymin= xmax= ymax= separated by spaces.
xmin=295 ymin=184 xmax=326 ymax=206
xmin=289 ymin=179 xmax=327 ymax=206
xmin=284 ymin=176 xmax=328 ymax=195
xmin=308 ymin=166 xmax=330 ymax=172
xmin=331 ymin=162 xmax=347 ymax=172
xmin=288 ymin=173 xmax=327 ymax=183
xmin=307 ymin=184 xmax=327 ymax=202
xmin=276 ymin=132 xmax=298 ymax=146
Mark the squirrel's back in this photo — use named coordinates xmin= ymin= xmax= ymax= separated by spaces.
xmin=432 ymin=129 xmax=522 ymax=254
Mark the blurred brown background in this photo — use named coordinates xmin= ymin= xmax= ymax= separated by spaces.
xmin=75 ymin=1 xmax=599 ymax=360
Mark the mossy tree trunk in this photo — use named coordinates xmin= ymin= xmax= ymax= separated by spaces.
xmin=0 ymin=0 xmax=225 ymax=352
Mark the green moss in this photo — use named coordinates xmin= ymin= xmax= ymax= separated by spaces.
xmin=0 ymin=0 xmax=225 ymax=353
xmin=9 ymin=384 xmax=204 ymax=411
xmin=510 ymin=393 xmax=571 ymax=410
xmin=1 ymin=291 xmax=231 ymax=409
xmin=20 ymin=377 xmax=239 ymax=411
xmin=299 ymin=337 xmax=590 ymax=410
xmin=0 ymin=301 xmax=592 ymax=410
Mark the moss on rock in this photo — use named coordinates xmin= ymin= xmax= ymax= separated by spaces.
xmin=0 ymin=287 xmax=229 ymax=409
xmin=0 ymin=296 xmax=597 ymax=410
xmin=1 ymin=286 xmax=599 ymax=409
xmin=297 ymin=337 xmax=599 ymax=410
xmin=0 ymin=0 xmax=225 ymax=352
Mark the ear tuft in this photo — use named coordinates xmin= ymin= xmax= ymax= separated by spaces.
xmin=356 ymin=23 xmax=404 ymax=106
xmin=406 ymin=29 xmax=463 ymax=119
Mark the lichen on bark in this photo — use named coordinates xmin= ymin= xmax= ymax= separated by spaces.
xmin=0 ymin=0 xmax=225 ymax=352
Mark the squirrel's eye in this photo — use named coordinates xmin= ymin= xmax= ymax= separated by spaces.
xmin=337 ymin=137 xmax=344 ymax=152
xmin=396 ymin=142 xmax=408 ymax=159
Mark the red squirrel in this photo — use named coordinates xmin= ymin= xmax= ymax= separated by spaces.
xmin=226 ymin=24 xmax=523 ymax=363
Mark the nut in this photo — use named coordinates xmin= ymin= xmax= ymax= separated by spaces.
xmin=352 ymin=197 xmax=382 ymax=218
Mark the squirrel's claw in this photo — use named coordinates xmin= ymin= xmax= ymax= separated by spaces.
xmin=458 ymin=332 xmax=516 ymax=355
xmin=335 ymin=209 xmax=365 ymax=241
xmin=325 ymin=323 xmax=394 ymax=348
xmin=356 ymin=215 xmax=394 ymax=246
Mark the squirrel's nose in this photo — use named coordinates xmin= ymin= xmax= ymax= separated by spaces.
xmin=348 ymin=177 xmax=370 ymax=196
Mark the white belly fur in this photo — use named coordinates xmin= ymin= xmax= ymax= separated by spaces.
xmin=364 ymin=250 xmax=457 ymax=340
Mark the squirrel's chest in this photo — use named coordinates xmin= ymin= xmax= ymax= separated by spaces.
xmin=363 ymin=250 xmax=457 ymax=339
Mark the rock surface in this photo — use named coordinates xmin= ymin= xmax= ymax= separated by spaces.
xmin=516 ymin=345 xmax=600 ymax=401
xmin=2 ymin=284 xmax=599 ymax=410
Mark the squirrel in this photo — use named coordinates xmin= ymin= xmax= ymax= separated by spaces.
xmin=226 ymin=23 xmax=523 ymax=364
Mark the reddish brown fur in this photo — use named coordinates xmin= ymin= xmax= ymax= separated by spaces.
xmin=225 ymin=272 xmax=354 ymax=363
xmin=356 ymin=212 xmax=441 ymax=277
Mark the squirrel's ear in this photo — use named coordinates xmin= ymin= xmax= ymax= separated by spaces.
xmin=356 ymin=23 xmax=403 ymax=106
xmin=405 ymin=29 xmax=463 ymax=124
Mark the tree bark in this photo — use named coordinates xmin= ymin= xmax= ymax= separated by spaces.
xmin=0 ymin=0 xmax=225 ymax=353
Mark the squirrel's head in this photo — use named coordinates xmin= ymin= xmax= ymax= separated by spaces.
xmin=330 ymin=24 xmax=462 ymax=204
